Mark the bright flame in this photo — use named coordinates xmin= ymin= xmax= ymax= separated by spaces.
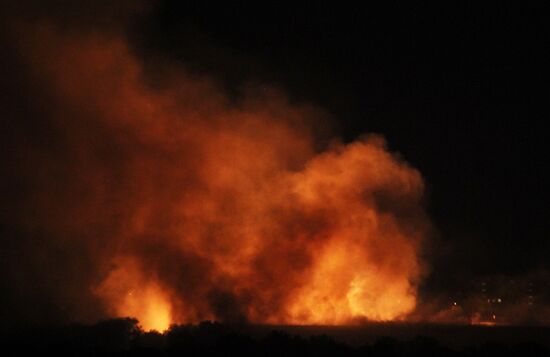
xmin=124 ymin=285 xmax=171 ymax=331
xmin=94 ymin=258 xmax=171 ymax=331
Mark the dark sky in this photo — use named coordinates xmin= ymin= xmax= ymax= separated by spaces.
xmin=130 ymin=2 xmax=549 ymax=284
xmin=1 ymin=1 xmax=549 ymax=325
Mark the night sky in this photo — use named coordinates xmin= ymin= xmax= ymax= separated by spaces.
xmin=1 ymin=1 xmax=549 ymax=326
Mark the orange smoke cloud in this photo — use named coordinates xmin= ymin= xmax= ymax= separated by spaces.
xmin=11 ymin=24 xmax=429 ymax=330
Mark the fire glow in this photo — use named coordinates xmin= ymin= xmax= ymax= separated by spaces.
xmin=14 ymin=26 xmax=429 ymax=331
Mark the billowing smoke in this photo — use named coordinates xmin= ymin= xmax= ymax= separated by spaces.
xmin=0 ymin=11 xmax=430 ymax=330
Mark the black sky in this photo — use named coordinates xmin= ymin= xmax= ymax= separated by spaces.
xmin=126 ymin=2 xmax=549 ymax=287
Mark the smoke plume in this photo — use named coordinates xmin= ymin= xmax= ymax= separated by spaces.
xmin=0 ymin=10 xmax=430 ymax=330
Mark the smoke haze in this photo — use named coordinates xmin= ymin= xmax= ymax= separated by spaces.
xmin=0 ymin=5 xmax=431 ymax=330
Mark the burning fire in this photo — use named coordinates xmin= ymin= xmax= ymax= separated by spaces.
xmin=12 ymin=25 xmax=429 ymax=330
xmin=94 ymin=257 xmax=172 ymax=331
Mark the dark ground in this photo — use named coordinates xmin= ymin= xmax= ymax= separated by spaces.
xmin=2 ymin=319 xmax=549 ymax=356
xmin=242 ymin=323 xmax=550 ymax=349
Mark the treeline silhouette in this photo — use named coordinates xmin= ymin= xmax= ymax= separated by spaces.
xmin=1 ymin=318 xmax=548 ymax=356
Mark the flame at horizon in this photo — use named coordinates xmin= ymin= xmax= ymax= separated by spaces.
xmin=8 ymin=24 xmax=430 ymax=331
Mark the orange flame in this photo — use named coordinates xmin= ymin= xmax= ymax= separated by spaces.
xmin=14 ymin=25 xmax=430 ymax=328
xmin=94 ymin=258 xmax=171 ymax=331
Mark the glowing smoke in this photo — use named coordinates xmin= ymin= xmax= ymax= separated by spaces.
xmin=2 ymin=20 xmax=430 ymax=330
